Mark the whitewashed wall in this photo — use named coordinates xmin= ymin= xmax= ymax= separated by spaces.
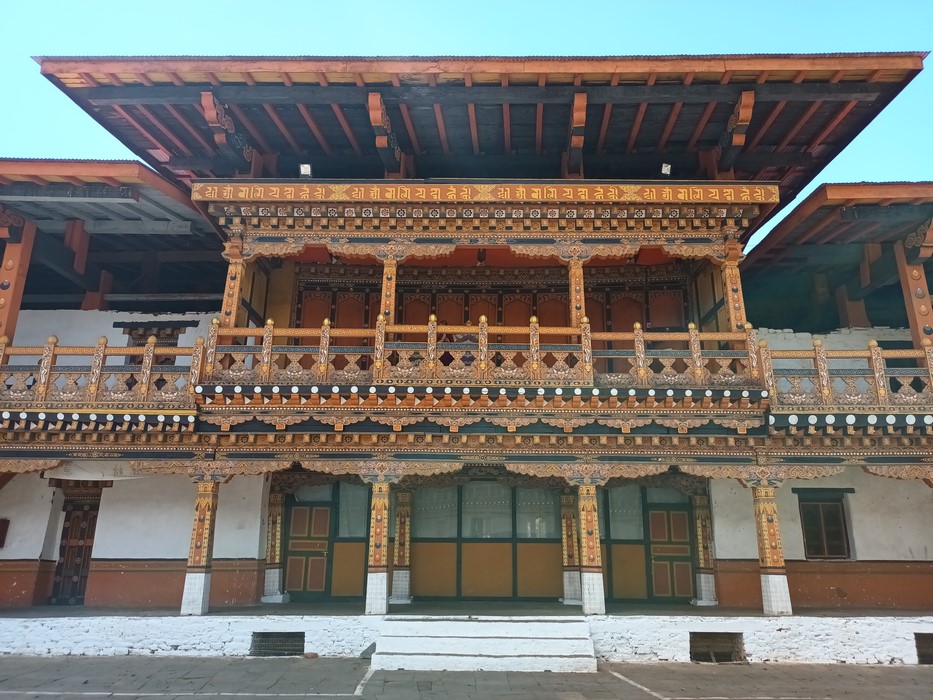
xmin=0 ymin=473 xmax=59 ymax=560
xmin=213 ymin=475 xmax=268 ymax=560
xmin=92 ymin=475 xmax=192 ymax=559
xmin=711 ymin=467 xmax=933 ymax=561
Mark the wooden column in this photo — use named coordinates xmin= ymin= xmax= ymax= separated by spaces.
xmin=261 ymin=490 xmax=289 ymax=603
xmin=577 ymin=484 xmax=606 ymax=614
xmin=365 ymin=481 xmax=391 ymax=614
xmin=380 ymin=259 xmax=398 ymax=322
xmin=750 ymin=483 xmax=792 ymax=615
xmin=389 ymin=490 xmax=412 ymax=603
xmin=560 ymin=492 xmax=582 ymax=604
xmin=220 ymin=256 xmax=246 ymax=328
xmin=720 ymin=242 xmax=748 ymax=331
xmin=893 ymin=240 xmax=932 ymax=349
xmin=691 ymin=494 xmax=718 ymax=605
xmin=181 ymin=478 xmax=227 ymax=615
xmin=0 ymin=220 xmax=35 ymax=342
xmin=568 ymin=258 xmax=587 ymax=328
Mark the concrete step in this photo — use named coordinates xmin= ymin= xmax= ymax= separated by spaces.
xmin=371 ymin=615 xmax=597 ymax=673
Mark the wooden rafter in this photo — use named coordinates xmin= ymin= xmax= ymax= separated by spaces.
xmin=535 ymin=75 xmax=545 ymax=155
xmin=627 ymin=73 xmax=656 ymax=153
xmin=110 ymin=105 xmax=166 ymax=154
xmin=106 ymin=73 xmax=193 ymax=159
xmin=319 ymin=73 xmax=363 ymax=156
xmin=465 ymin=75 xmax=480 ymax=156
xmin=657 ymin=73 xmax=694 ymax=152
xmin=686 ymin=71 xmax=735 ymax=152
xmin=200 ymin=92 xmax=257 ymax=171
xmin=391 ymin=74 xmax=422 ymax=155
xmin=134 ymin=74 xmax=216 ymax=156
xmin=427 ymin=74 xmax=450 ymax=156
xmin=747 ymin=71 xmax=806 ymax=152
xmin=242 ymin=73 xmax=303 ymax=155
xmin=777 ymin=70 xmax=845 ymax=151
xmin=595 ymin=73 xmax=619 ymax=154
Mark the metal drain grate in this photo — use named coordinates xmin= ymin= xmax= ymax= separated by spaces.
xmin=689 ymin=632 xmax=746 ymax=663
xmin=916 ymin=633 xmax=933 ymax=664
xmin=250 ymin=632 xmax=305 ymax=657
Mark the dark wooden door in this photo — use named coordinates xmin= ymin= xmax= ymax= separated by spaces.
xmin=50 ymin=502 xmax=99 ymax=605
xmin=647 ymin=508 xmax=694 ymax=599
xmin=284 ymin=503 xmax=332 ymax=598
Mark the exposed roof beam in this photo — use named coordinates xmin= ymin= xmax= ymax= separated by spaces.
xmin=427 ymin=74 xmax=450 ymax=156
xmin=0 ymin=183 xmax=139 ymax=203
xmin=840 ymin=204 xmax=933 ymax=223
xmin=368 ymin=92 xmax=405 ymax=175
xmin=391 ymin=74 xmax=422 ymax=155
xmin=658 ymin=73 xmax=694 ymax=152
xmin=319 ymin=73 xmax=363 ymax=156
xmin=535 ymin=75 xmax=545 ymax=155
xmin=465 ymin=75 xmax=480 ymax=156
xmin=501 ymin=74 xmax=511 ymax=154
xmin=90 ymin=249 xmax=222 ymax=263
xmin=33 ymin=229 xmax=104 ymax=290
xmin=716 ymin=90 xmax=755 ymax=171
xmin=747 ymin=71 xmax=806 ymax=152
xmin=35 ymin=220 xmax=194 ymax=235
xmin=81 ymin=81 xmax=892 ymax=106
xmin=284 ymin=72 xmax=332 ymax=156
xmin=777 ymin=70 xmax=845 ymax=151
xmin=687 ymin=70 xmax=736 ymax=152
xmin=200 ymin=92 xmax=259 ymax=171
xmin=595 ymin=73 xmax=620 ymax=154
xmin=627 ymin=73 xmax=656 ymax=153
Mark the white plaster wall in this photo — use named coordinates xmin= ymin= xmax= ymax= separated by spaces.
xmin=92 ymin=475 xmax=192 ymax=560
xmin=13 ymin=310 xmax=215 ymax=363
xmin=213 ymin=475 xmax=268 ymax=560
xmin=0 ymin=474 xmax=58 ymax=560
xmin=710 ymin=467 xmax=933 ymax=562
xmin=709 ymin=479 xmax=758 ymax=560
xmin=758 ymin=326 xmax=912 ymax=372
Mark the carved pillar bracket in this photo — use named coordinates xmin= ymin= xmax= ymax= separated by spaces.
xmin=719 ymin=240 xmax=748 ymax=330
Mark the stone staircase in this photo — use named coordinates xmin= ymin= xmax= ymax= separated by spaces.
xmin=370 ymin=615 xmax=597 ymax=672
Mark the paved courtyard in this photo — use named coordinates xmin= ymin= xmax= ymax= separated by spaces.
xmin=0 ymin=657 xmax=931 ymax=699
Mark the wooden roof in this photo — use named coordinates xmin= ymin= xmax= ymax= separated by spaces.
xmin=744 ymin=182 xmax=933 ymax=271
xmin=0 ymin=160 xmax=224 ymax=306
xmin=39 ymin=53 xmax=925 ymax=234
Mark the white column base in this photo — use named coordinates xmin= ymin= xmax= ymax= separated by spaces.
xmin=580 ymin=570 xmax=606 ymax=615
xmin=261 ymin=566 xmax=291 ymax=603
xmin=388 ymin=568 xmax=412 ymax=604
xmin=365 ymin=570 xmax=388 ymax=615
xmin=760 ymin=572 xmax=793 ymax=616
xmin=562 ymin=569 xmax=582 ymax=605
xmin=692 ymin=571 xmax=718 ymax=606
xmin=180 ymin=570 xmax=211 ymax=616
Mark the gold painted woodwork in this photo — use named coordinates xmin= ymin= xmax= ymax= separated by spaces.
xmin=220 ymin=257 xmax=246 ymax=328
xmin=692 ymin=494 xmax=714 ymax=572
xmin=751 ymin=486 xmax=785 ymax=571
xmin=560 ymin=493 xmax=579 ymax=569
xmin=394 ymin=491 xmax=411 ymax=568
xmin=368 ymin=482 xmax=390 ymax=570
xmin=577 ymin=484 xmax=602 ymax=572
xmin=720 ymin=242 xmax=747 ymax=331
xmin=187 ymin=480 xmax=220 ymax=570
xmin=266 ymin=492 xmax=284 ymax=567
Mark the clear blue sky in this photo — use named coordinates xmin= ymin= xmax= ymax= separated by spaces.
xmin=1 ymin=0 xmax=931 ymax=248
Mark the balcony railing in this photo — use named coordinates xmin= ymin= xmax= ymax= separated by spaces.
xmin=1 ymin=319 xmax=930 ymax=414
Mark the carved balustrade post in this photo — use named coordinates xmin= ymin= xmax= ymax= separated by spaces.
xmin=580 ymin=316 xmax=594 ymax=384
xmin=86 ymin=336 xmax=108 ymax=404
xmin=139 ymin=335 xmax=157 ymax=399
xmin=812 ymin=339 xmax=832 ymax=405
xmin=560 ymin=492 xmax=582 ymax=605
xmin=633 ymin=322 xmax=649 ymax=388
xmin=0 ymin=335 xmax=7 ymax=368
xmin=389 ymin=490 xmax=412 ymax=604
xmin=577 ymin=483 xmax=606 ymax=615
xmin=924 ymin=338 xmax=933 ymax=393
xmin=181 ymin=475 xmax=229 ymax=615
xmin=744 ymin=324 xmax=761 ymax=384
xmin=318 ymin=319 xmax=331 ymax=383
xmin=372 ymin=313 xmax=387 ymax=381
xmin=688 ymin=323 xmax=706 ymax=384
xmin=758 ymin=339 xmax=777 ymax=401
xmin=529 ymin=316 xmax=542 ymax=382
xmin=35 ymin=335 xmax=58 ymax=403
xmin=747 ymin=480 xmax=792 ymax=615
xmin=189 ymin=337 xmax=205 ymax=394
xmin=478 ymin=315 xmax=490 ymax=382
xmin=426 ymin=315 xmax=438 ymax=382
xmin=259 ymin=319 xmax=275 ymax=382
xmin=220 ymin=255 xmax=246 ymax=328
xmin=261 ymin=490 xmax=289 ymax=603
xmin=868 ymin=339 xmax=888 ymax=404
xmin=692 ymin=493 xmax=718 ymax=606
xmin=202 ymin=318 xmax=219 ymax=382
